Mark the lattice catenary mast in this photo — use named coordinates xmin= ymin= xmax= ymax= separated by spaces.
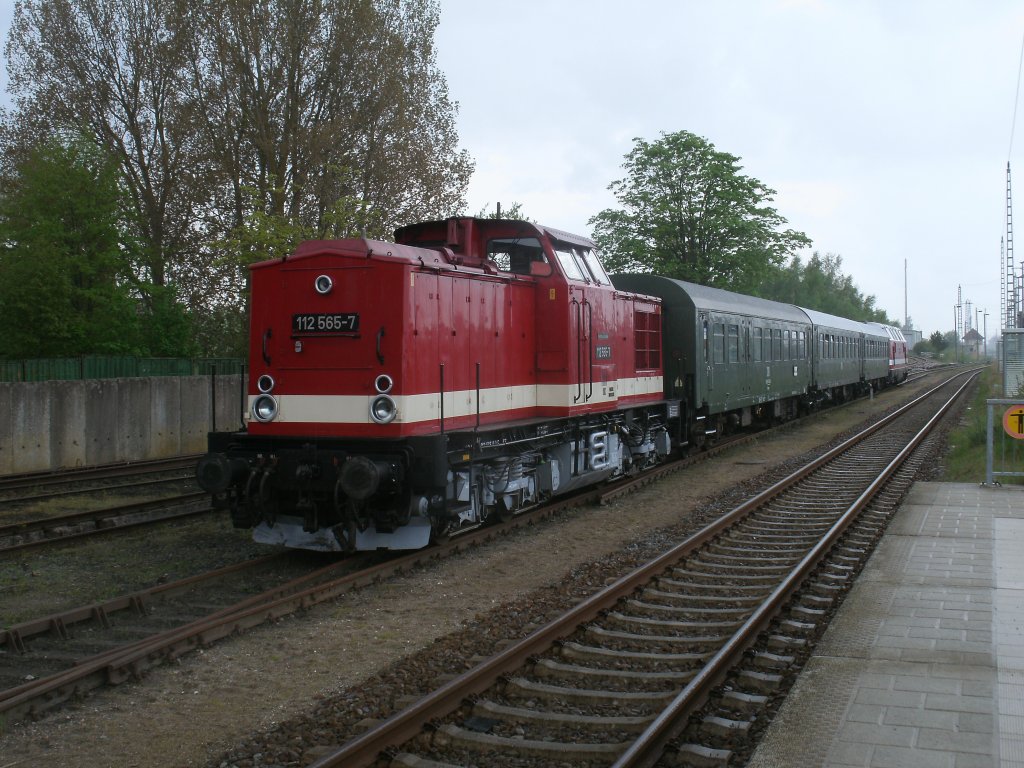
xmin=1007 ymin=162 xmax=1018 ymax=328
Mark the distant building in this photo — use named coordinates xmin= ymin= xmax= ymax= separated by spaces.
xmin=903 ymin=327 xmax=922 ymax=350
xmin=963 ymin=328 xmax=984 ymax=358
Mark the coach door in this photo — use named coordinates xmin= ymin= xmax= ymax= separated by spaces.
xmin=701 ymin=314 xmax=715 ymax=401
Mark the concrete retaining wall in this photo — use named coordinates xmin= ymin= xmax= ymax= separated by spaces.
xmin=0 ymin=374 xmax=245 ymax=474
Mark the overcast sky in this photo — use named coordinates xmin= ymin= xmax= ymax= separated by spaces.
xmin=1 ymin=1 xmax=1022 ymax=338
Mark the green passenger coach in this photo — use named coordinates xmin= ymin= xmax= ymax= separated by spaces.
xmin=612 ymin=274 xmax=893 ymax=451
xmin=613 ymin=275 xmax=814 ymax=448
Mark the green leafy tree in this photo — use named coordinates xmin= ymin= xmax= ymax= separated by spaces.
xmin=930 ymin=330 xmax=949 ymax=353
xmin=590 ymin=130 xmax=810 ymax=292
xmin=758 ymin=251 xmax=893 ymax=322
xmin=4 ymin=0 xmax=473 ymax=357
xmin=0 ymin=137 xmax=142 ymax=357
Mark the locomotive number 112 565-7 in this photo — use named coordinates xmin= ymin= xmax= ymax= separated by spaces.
xmin=291 ymin=313 xmax=360 ymax=334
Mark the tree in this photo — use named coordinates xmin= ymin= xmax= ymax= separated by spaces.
xmin=0 ymin=137 xmax=142 ymax=357
xmin=929 ymin=331 xmax=949 ymax=353
xmin=3 ymin=0 xmax=473 ymax=357
xmin=758 ymin=251 xmax=893 ymax=322
xmin=5 ymin=0 xmax=206 ymax=291
xmin=590 ymin=130 xmax=810 ymax=292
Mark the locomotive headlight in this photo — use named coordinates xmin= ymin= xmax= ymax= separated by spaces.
xmin=252 ymin=394 xmax=279 ymax=422
xmin=257 ymin=374 xmax=275 ymax=393
xmin=370 ymin=394 xmax=397 ymax=424
xmin=314 ymin=274 xmax=333 ymax=294
xmin=374 ymin=374 xmax=393 ymax=393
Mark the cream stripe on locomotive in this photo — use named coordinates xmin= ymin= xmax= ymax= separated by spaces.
xmin=249 ymin=376 xmax=664 ymax=425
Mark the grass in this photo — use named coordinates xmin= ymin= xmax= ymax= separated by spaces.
xmin=942 ymin=365 xmax=1024 ymax=484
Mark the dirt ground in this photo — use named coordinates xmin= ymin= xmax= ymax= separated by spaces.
xmin=0 ymin=376 xmax=948 ymax=768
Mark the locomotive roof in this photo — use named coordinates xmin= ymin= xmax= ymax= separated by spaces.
xmin=538 ymin=224 xmax=598 ymax=249
xmin=249 ymin=238 xmax=437 ymax=269
xmin=867 ymin=322 xmax=907 ymax=342
xmin=611 ymin=274 xmax=809 ymax=323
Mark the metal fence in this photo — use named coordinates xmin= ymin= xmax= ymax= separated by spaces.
xmin=0 ymin=356 xmax=244 ymax=383
xmin=985 ymin=398 xmax=1024 ymax=485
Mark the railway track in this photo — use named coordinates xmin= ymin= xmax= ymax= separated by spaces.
xmin=0 ymin=397 xmax=836 ymax=728
xmin=0 ymin=368 xmax=963 ymax=731
xmin=0 ymin=454 xmax=199 ymax=498
xmin=306 ymin=369 xmax=976 ymax=768
xmin=0 ymin=491 xmax=213 ymax=553
xmin=0 ymin=551 xmax=383 ymax=723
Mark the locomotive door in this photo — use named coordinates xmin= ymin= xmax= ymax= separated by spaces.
xmin=571 ymin=288 xmax=592 ymax=405
xmin=572 ymin=285 xmax=621 ymax=407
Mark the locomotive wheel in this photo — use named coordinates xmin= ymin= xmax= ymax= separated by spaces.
xmin=496 ymin=500 xmax=514 ymax=523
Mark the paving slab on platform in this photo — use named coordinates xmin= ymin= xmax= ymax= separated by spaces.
xmin=747 ymin=481 xmax=1024 ymax=768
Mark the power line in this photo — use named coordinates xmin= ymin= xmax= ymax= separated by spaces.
xmin=1012 ymin=31 xmax=1024 ymax=158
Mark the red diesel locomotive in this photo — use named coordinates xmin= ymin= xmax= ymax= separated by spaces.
xmin=197 ymin=217 xmax=676 ymax=551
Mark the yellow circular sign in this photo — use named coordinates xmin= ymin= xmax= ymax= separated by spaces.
xmin=1004 ymin=405 xmax=1024 ymax=440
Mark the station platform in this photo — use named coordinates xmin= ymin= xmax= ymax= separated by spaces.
xmin=748 ymin=481 xmax=1024 ymax=768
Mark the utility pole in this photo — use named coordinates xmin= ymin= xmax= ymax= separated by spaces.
xmin=977 ymin=308 xmax=982 ymax=358
xmin=904 ymin=259 xmax=908 ymax=329
xmin=955 ymin=286 xmax=961 ymax=363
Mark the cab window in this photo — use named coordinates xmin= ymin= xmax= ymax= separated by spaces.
xmin=552 ymin=242 xmax=611 ymax=284
xmin=487 ymin=237 xmax=551 ymax=276
xmin=553 ymin=246 xmax=587 ymax=280
xmin=578 ymin=247 xmax=611 ymax=285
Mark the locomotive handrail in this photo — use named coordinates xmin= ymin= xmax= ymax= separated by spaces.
xmin=585 ymin=298 xmax=594 ymax=402
xmin=439 ymin=363 xmax=445 ymax=434
xmin=572 ymin=297 xmax=583 ymax=403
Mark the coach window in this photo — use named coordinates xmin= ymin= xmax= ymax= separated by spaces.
xmin=752 ymin=327 xmax=762 ymax=362
xmin=727 ymin=325 xmax=739 ymax=362
xmin=713 ymin=323 xmax=725 ymax=364
xmin=772 ymin=329 xmax=781 ymax=361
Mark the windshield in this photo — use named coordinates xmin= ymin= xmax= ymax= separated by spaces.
xmin=552 ymin=242 xmax=610 ymax=284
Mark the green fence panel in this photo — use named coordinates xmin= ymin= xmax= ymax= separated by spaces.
xmin=0 ymin=356 xmax=245 ymax=382
xmin=137 ymin=358 xmax=193 ymax=377
xmin=24 ymin=358 xmax=85 ymax=381
xmin=194 ymin=358 xmax=246 ymax=375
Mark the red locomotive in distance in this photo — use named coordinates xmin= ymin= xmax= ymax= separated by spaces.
xmin=197 ymin=217 xmax=675 ymax=551
xmin=870 ymin=323 xmax=909 ymax=384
